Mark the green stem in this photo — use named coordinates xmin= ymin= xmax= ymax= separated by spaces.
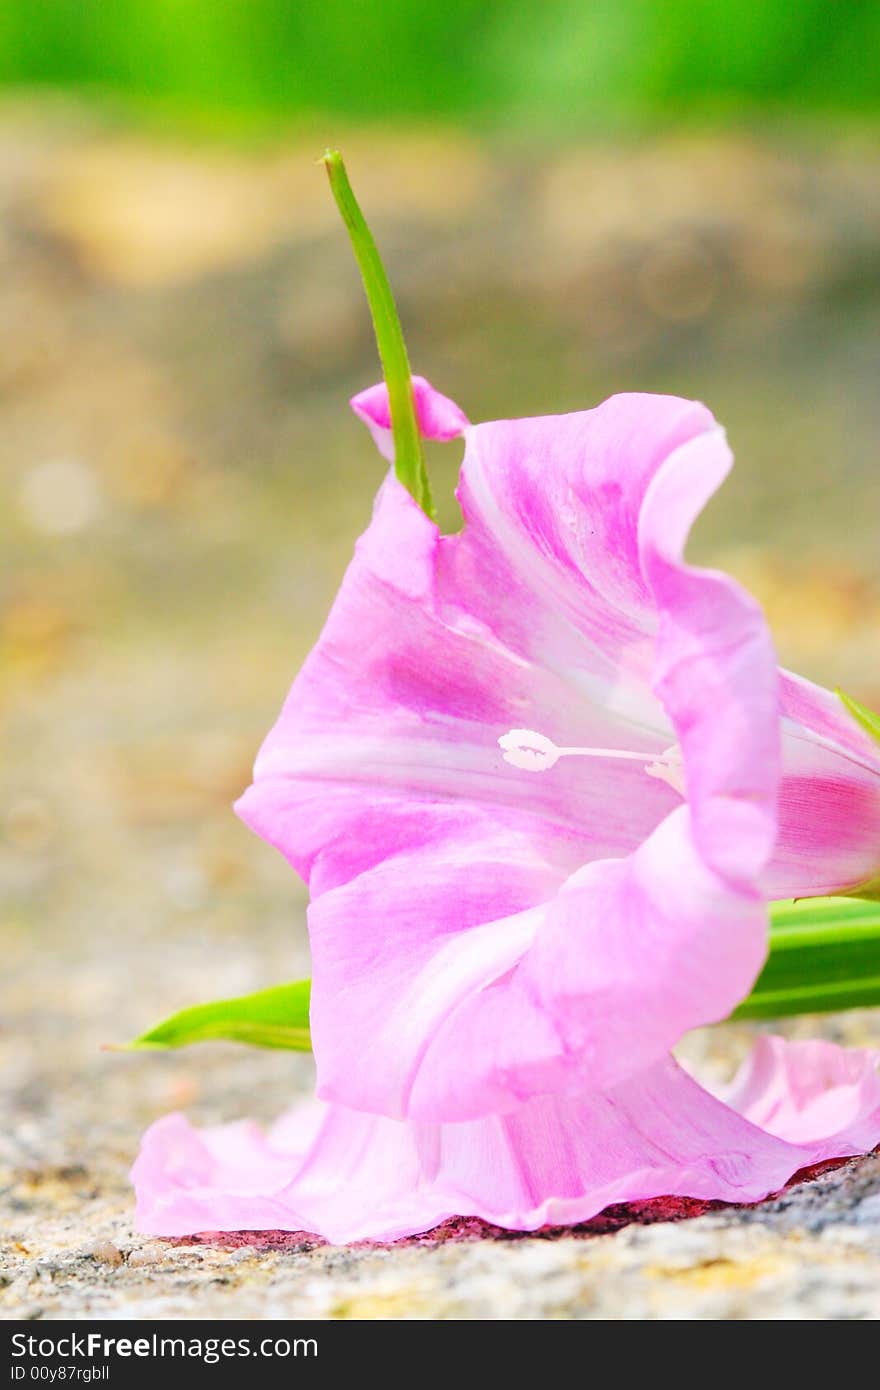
xmin=321 ymin=149 xmax=434 ymax=519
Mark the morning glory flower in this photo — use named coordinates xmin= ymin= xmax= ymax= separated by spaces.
xmin=236 ymin=382 xmax=880 ymax=1122
xmin=240 ymin=387 xmax=782 ymax=1120
xmin=133 ymin=381 xmax=880 ymax=1241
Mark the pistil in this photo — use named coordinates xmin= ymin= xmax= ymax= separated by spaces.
xmin=498 ymin=728 xmax=685 ymax=793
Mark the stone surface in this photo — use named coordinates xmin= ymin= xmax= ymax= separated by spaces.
xmin=2 ymin=106 xmax=880 ymax=1320
xmin=3 ymin=1153 xmax=880 ymax=1319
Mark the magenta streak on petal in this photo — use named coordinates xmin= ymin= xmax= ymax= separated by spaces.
xmin=763 ymin=671 xmax=880 ymax=898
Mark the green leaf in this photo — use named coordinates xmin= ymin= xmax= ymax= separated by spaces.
xmin=321 ymin=149 xmax=434 ymax=520
xmin=838 ymin=687 xmax=880 ymax=746
xmin=123 ymin=980 xmax=311 ymax=1052
xmin=731 ymin=896 xmax=880 ymax=1020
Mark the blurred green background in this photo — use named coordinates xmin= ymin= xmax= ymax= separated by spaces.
xmin=0 ymin=0 xmax=878 ymax=127
xmin=2 ymin=1 xmax=880 ymax=1295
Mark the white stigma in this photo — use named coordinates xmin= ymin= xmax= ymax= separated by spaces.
xmin=498 ymin=727 xmax=686 ymax=794
xmin=498 ymin=729 xmax=561 ymax=772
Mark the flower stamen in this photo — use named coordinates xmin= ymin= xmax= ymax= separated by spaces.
xmin=498 ymin=728 xmax=685 ymax=793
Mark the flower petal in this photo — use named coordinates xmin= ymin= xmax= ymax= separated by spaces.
xmin=341 ymin=807 xmax=769 ymax=1124
xmin=719 ymin=1034 xmax=880 ymax=1151
xmin=133 ymin=1041 xmax=880 ymax=1244
xmin=237 ymin=469 xmax=676 ymax=885
xmin=765 ymin=672 xmax=880 ymax=898
xmin=638 ymin=426 xmax=779 ymax=886
xmin=304 ymin=806 xmax=568 ymax=1119
xmin=131 ymin=1113 xmax=310 ymax=1234
xmin=240 ymin=393 xmax=730 ymax=877
xmin=350 ymin=375 xmax=469 ymax=462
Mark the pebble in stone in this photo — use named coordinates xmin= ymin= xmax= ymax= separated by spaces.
xmin=228 ymin=1248 xmax=255 ymax=1265
xmin=128 ymin=1244 xmax=166 ymax=1268
xmin=90 ymin=1240 xmax=123 ymax=1267
xmin=853 ymin=1193 xmax=880 ymax=1225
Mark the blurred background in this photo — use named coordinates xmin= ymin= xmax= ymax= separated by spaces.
xmin=1 ymin=2 xmax=879 ymax=1288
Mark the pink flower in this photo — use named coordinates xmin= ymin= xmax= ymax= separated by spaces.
xmin=133 ymin=381 xmax=880 ymax=1241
